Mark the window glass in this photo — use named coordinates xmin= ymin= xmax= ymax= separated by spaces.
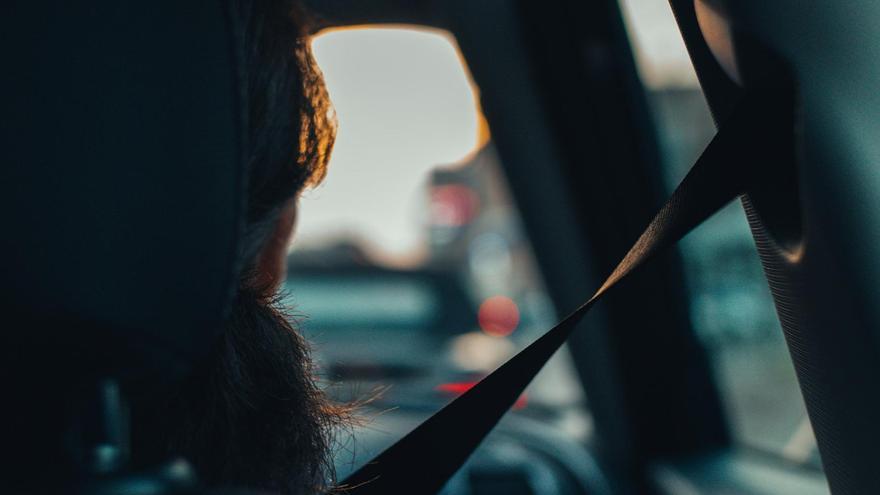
xmin=290 ymin=27 xmax=589 ymax=475
xmin=619 ymin=0 xmax=820 ymax=467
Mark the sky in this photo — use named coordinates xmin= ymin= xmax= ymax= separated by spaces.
xmin=619 ymin=0 xmax=699 ymax=88
xmin=293 ymin=2 xmax=697 ymax=260
xmin=294 ymin=28 xmax=481 ymax=261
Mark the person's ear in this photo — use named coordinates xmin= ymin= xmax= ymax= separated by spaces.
xmin=253 ymin=198 xmax=298 ymax=292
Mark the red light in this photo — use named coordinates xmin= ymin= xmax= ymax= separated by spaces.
xmin=435 ymin=381 xmax=527 ymax=409
xmin=430 ymin=185 xmax=480 ymax=226
xmin=478 ymin=296 xmax=520 ymax=337
xmin=436 ymin=382 xmax=475 ymax=394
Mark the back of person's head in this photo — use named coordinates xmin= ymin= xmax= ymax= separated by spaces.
xmin=131 ymin=1 xmax=348 ymax=493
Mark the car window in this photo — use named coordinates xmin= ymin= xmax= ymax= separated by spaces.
xmin=619 ymin=0 xmax=821 ymax=468
xmin=286 ymin=27 xmax=590 ymax=471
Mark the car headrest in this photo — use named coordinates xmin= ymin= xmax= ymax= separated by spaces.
xmin=0 ymin=0 xmax=244 ymax=383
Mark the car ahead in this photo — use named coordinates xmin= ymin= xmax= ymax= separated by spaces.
xmin=283 ymin=250 xmax=602 ymax=493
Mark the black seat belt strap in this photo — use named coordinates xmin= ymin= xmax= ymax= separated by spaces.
xmin=339 ymin=91 xmax=785 ymax=494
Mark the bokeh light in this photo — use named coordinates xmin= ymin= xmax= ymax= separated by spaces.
xmin=478 ymin=295 xmax=520 ymax=337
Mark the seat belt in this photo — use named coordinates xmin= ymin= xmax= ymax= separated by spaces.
xmin=339 ymin=90 xmax=790 ymax=494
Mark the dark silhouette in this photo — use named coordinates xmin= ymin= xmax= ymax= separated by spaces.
xmin=130 ymin=1 xmax=349 ymax=493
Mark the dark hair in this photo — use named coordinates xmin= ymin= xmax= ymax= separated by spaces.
xmin=131 ymin=1 xmax=346 ymax=493
xmin=236 ymin=0 xmax=333 ymax=270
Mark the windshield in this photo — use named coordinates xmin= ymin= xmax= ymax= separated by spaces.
xmin=284 ymin=27 xmax=589 ymax=473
